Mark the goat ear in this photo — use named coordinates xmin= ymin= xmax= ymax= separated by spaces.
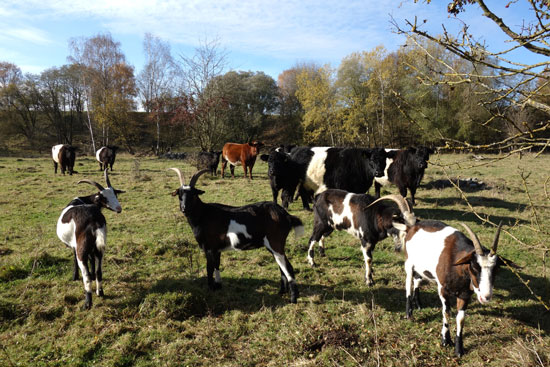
xmin=171 ymin=189 xmax=179 ymax=197
xmin=115 ymin=189 xmax=125 ymax=195
xmin=392 ymin=222 xmax=407 ymax=232
xmin=454 ymin=251 xmax=474 ymax=266
xmin=195 ymin=189 xmax=205 ymax=195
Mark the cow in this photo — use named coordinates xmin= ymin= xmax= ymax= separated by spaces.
xmin=221 ymin=141 xmax=264 ymax=179
xmin=260 ymin=149 xmax=306 ymax=209
xmin=196 ymin=151 xmax=222 ymax=176
xmin=52 ymin=144 xmax=76 ymax=175
xmin=96 ymin=146 xmax=119 ymax=171
xmin=374 ymin=146 xmax=434 ymax=205
xmin=273 ymin=147 xmax=388 ymax=210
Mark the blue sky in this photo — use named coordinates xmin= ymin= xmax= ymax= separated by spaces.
xmin=0 ymin=0 xmax=544 ymax=80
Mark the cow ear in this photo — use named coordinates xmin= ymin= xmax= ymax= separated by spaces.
xmin=260 ymin=154 xmax=269 ymax=162
xmin=386 ymin=150 xmax=398 ymax=159
xmin=454 ymin=251 xmax=474 ymax=266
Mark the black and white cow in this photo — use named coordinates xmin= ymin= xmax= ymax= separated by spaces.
xmin=96 ymin=146 xmax=119 ymax=171
xmin=374 ymin=146 xmax=434 ymax=205
xmin=52 ymin=144 xmax=76 ymax=175
xmin=285 ymin=147 xmax=389 ymax=210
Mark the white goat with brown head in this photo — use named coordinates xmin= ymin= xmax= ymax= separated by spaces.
xmin=393 ymin=220 xmax=508 ymax=357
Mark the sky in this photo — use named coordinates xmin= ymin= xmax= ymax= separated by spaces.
xmin=0 ymin=0 xmax=545 ymax=80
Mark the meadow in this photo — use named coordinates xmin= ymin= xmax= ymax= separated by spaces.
xmin=0 ymin=151 xmax=549 ymax=366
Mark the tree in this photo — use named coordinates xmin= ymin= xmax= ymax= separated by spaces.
xmin=296 ymin=65 xmax=342 ymax=145
xmin=137 ymin=33 xmax=177 ymax=154
xmin=174 ymin=38 xmax=230 ymax=150
xmin=69 ymin=32 xmax=136 ymax=151
xmin=394 ymin=0 xmax=550 ymax=151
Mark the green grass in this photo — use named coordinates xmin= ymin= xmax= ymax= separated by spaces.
xmin=0 ymin=152 xmax=549 ymax=366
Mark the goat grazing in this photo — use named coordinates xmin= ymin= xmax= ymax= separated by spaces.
xmin=307 ymin=191 xmax=415 ymax=285
xmin=393 ymin=220 xmax=507 ymax=356
xmin=56 ymin=169 xmax=124 ymax=309
xmin=169 ymin=168 xmax=304 ymax=303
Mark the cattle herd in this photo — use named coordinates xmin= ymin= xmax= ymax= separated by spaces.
xmin=51 ymin=141 xmax=514 ymax=357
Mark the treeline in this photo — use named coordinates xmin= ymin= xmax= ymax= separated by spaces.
xmin=0 ymin=33 xmax=547 ymax=156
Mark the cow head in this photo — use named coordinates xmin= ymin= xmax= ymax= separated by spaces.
xmin=365 ymin=148 xmax=387 ymax=177
xmin=248 ymin=141 xmax=264 ymax=155
xmin=408 ymin=146 xmax=434 ymax=170
xmin=261 ymin=150 xmax=291 ymax=178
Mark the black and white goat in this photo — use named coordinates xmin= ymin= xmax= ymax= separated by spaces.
xmin=392 ymin=220 xmax=507 ymax=356
xmin=306 ymin=191 xmax=415 ymax=285
xmin=169 ymin=168 xmax=304 ymax=303
xmin=56 ymin=169 xmax=124 ymax=309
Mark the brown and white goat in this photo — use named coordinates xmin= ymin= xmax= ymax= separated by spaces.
xmin=56 ymin=170 xmax=124 ymax=309
xmin=170 ymin=168 xmax=304 ymax=303
xmin=393 ymin=220 xmax=506 ymax=357
xmin=306 ymin=190 xmax=415 ymax=285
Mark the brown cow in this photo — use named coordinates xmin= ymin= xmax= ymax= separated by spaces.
xmin=221 ymin=141 xmax=264 ymax=179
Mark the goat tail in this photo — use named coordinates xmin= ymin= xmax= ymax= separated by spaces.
xmin=288 ymin=215 xmax=304 ymax=239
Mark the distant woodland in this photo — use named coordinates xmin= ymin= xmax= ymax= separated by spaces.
xmin=1 ymin=1 xmax=549 ymax=156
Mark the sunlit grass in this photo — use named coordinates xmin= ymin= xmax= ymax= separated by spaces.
xmin=0 ymin=152 xmax=548 ymax=366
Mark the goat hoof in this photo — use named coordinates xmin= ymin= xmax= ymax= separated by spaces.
xmin=83 ymin=293 xmax=92 ymax=310
xmin=441 ymin=335 xmax=452 ymax=347
xmin=211 ymin=282 xmax=222 ymax=290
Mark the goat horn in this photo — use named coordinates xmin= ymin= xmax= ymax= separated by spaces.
xmin=104 ymin=168 xmax=112 ymax=188
xmin=189 ymin=169 xmax=210 ymax=188
xmin=490 ymin=222 xmax=502 ymax=256
xmin=367 ymin=194 xmax=416 ymax=226
xmin=77 ymin=179 xmax=104 ymax=191
xmin=459 ymin=222 xmax=484 ymax=256
xmin=168 ymin=167 xmax=185 ymax=186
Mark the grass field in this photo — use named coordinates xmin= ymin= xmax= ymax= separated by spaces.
xmin=0 ymin=152 xmax=549 ymax=366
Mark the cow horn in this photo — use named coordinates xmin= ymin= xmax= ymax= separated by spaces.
xmin=459 ymin=222 xmax=484 ymax=256
xmin=367 ymin=194 xmax=416 ymax=226
xmin=490 ymin=222 xmax=502 ymax=256
xmin=189 ymin=169 xmax=210 ymax=188
xmin=168 ymin=167 xmax=185 ymax=186
xmin=104 ymin=168 xmax=112 ymax=188
xmin=77 ymin=179 xmax=105 ymax=191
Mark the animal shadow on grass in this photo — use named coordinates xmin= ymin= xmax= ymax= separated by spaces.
xmin=414 ymin=206 xmax=527 ymax=226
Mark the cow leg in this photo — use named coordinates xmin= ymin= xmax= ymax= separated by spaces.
xmin=298 ymin=186 xmax=311 ymax=211
xmin=361 ymin=239 xmax=375 ymax=286
xmin=221 ymin=159 xmax=227 ymax=178
xmin=248 ymin=165 xmax=254 ymax=180
xmin=398 ymin=185 xmax=408 ymax=203
xmin=243 ymin=164 xmax=248 ymax=179
xmin=99 ymin=162 xmax=103 ymax=171
xmin=409 ymin=186 xmax=417 ymax=206
xmin=307 ymin=219 xmax=332 ymax=266
xmin=213 ymin=251 xmax=222 ymax=288
xmin=375 ymin=182 xmax=382 ymax=198
xmin=439 ymin=287 xmax=453 ymax=347
xmin=455 ymin=297 xmax=469 ymax=357
xmin=54 ymin=162 xmax=58 ymax=174
xmin=61 ymin=165 xmax=65 ymax=175
xmin=230 ymin=164 xmax=235 ymax=178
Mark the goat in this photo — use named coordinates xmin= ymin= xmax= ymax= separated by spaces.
xmin=392 ymin=220 xmax=507 ymax=356
xmin=56 ymin=169 xmax=124 ymax=309
xmin=306 ymin=191 xmax=415 ymax=285
xmin=169 ymin=168 xmax=304 ymax=303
